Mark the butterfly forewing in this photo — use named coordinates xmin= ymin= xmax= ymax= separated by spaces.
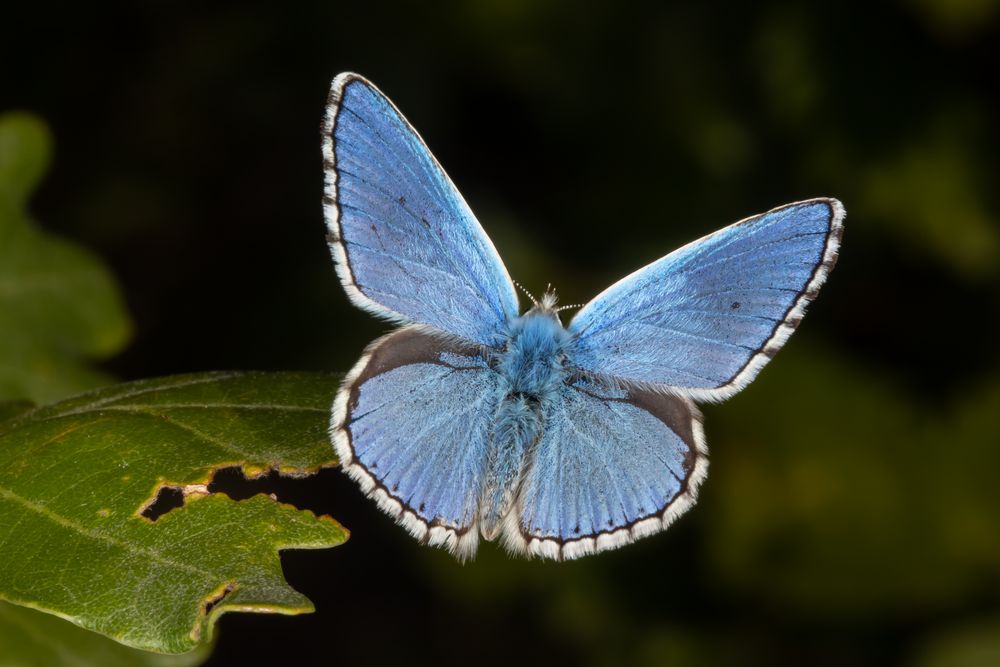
xmin=569 ymin=199 xmax=843 ymax=401
xmin=323 ymin=73 xmax=519 ymax=346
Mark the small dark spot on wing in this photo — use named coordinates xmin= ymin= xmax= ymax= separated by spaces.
xmin=370 ymin=223 xmax=384 ymax=247
xmin=731 ymin=301 xmax=741 ymax=310
xmin=398 ymin=195 xmax=407 ymax=205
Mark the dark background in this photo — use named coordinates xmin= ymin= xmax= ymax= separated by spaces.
xmin=4 ymin=1 xmax=1000 ymax=665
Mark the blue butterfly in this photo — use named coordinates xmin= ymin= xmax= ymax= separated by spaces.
xmin=322 ymin=73 xmax=844 ymax=561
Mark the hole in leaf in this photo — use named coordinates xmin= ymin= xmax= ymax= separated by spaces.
xmin=204 ymin=582 xmax=235 ymax=616
xmin=139 ymin=465 xmax=339 ymax=522
xmin=140 ymin=483 xmax=209 ymax=521
xmin=208 ymin=466 xmax=304 ymax=501
xmin=141 ymin=486 xmax=184 ymax=520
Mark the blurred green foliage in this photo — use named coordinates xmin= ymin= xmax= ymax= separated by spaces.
xmin=708 ymin=346 xmax=1000 ymax=611
xmin=0 ymin=113 xmax=131 ymax=403
xmin=914 ymin=616 xmax=1000 ymax=667
xmin=0 ymin=602 xmax=211 ymax=667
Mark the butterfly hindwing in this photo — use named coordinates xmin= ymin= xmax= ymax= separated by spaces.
xmin=323 ymin=73 xmax=519 ymax=346
xmin=332 ymin=326 xmax=503 ymax=559
xmin=506 ymin=380 xmax=707 ymax=560
xmin=569 ymin=199 xmax=844 ymax=401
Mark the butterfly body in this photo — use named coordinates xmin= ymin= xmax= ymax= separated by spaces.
xmin=323 ymin=72 xmax=844 ymax=561
xmin=496 ymin=301 xmax=573 ymax=396
xmin=480 ymin=300 xmax=572 ymax=538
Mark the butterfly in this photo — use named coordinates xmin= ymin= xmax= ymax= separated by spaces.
xmin=322 ymin=72 xmax=844 ymax=561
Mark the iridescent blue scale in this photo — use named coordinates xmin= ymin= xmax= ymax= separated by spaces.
xmin=323 ymin=73 xmax=844 ymax=560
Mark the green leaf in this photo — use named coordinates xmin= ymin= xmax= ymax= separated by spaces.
xmin=0 ymin=112 xmax=49 ymax=204
xmin=0 ymin=112 xmax=131 ymax=404
xmin=0 ymin=371 xmax=347 ymax=654
xmin=0 ymin=600 xmax=211 ymax=667
xmin=0 ymin=400 xmax=34 ymax=423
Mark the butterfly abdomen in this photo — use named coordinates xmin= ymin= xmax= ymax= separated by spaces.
xmin=479 ymin=308 xmax=574 ymax=540
xmin=480 ymin=393 xmax=542 ymax=539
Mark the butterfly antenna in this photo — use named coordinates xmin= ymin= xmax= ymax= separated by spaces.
xmin=555 ymin=303 xmax=585 ymax=313
xmin=512 ymin=279 xmax=538 ymax=307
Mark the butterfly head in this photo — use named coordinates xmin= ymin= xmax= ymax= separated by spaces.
xmin=523 ymin=287 xmax=583 ymax=325
xmin=538 ymin=286 xmax=559 ymax=313
xmin=517 ymin=283 xmax=577 ymax=319
xmin=499 ymin=293 xmax=575 ymax=396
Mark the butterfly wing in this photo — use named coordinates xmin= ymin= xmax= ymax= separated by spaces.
xmin=323 ymin=73 xmax=519 ymax=346
xmin=568 ymin=199 xmax=844 ymax=401
xmin=507 ymin=380 xmax=707 ymax=560
xmin=332 ymin=326 xmax=502 ymax=560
